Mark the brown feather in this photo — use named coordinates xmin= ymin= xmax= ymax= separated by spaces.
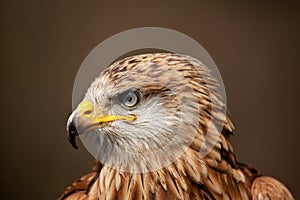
xmin=60 ymin=53 xmax=293 ymax=200
xmin=251 ymin=176 xmax=294 ymax=200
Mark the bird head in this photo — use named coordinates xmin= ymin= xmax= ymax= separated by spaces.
xmin=66 ymin=53 xmax=224 ymax=172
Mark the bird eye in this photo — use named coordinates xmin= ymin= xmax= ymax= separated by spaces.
xmin=120 ymin=90 xmax=139 ymax=107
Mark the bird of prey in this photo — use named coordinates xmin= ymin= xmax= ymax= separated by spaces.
xmin=59 ymin=53 xmax=293 ymax=200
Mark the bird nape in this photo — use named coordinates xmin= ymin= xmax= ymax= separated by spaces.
xmin=59 ymin=53 xmax=293 ymax=200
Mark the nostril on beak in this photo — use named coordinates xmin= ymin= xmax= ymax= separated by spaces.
xmin=67 ymin=119 xmax=79 ymax=149
xmin=83 ymin=110 xmax=92 ymax=115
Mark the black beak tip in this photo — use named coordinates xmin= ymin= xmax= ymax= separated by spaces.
xmin=67 ymin=120 xmax=79 ymax=150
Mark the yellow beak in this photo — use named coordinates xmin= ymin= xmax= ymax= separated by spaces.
xmin=77 ymin=99 xmax=136 ymax=124
xmin=66 ymin=99 xmax=136 ymax=149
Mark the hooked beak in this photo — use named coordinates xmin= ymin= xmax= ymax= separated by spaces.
xmin=67 ymin=114 xmax=79 ymax=149
xmin=66 ymin=100 xmax=136 ymax=149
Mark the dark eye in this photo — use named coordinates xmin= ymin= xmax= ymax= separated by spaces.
xmin=120 ymin=90 xmax=139 ymax=107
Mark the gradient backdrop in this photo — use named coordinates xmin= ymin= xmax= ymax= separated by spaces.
xmin=1 ymin=1 xmax=299 ymax=199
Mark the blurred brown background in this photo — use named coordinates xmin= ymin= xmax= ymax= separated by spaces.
xmin=1 ymin=1 xmax=299 ymax=199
